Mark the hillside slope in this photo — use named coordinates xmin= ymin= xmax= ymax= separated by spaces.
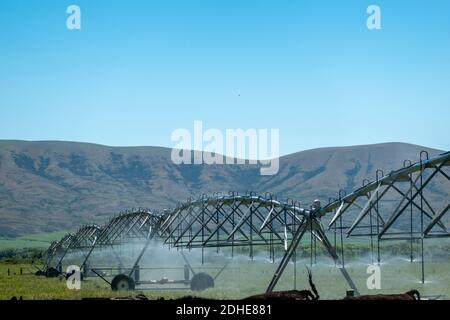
xmin=0 ymin=140 xmax=445 ymax=236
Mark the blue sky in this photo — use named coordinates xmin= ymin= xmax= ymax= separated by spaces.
xmin=0 ymin=0 xmax=449 ymax=155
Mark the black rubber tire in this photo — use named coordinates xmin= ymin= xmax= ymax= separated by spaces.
xmin=45 ymin=267 xmax=60 ymax=278
xmin=35 ymin=270 xmax=45 ymax=276
xmin=190 ymin=273 xmax=214 ymax=291
xmin=65 ymin=270 xmax=84 ymax=281
xmin=111 ymin=274 xmax=135 ymax=291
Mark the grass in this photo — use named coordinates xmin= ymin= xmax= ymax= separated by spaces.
xmin=0 ymin=263 xmax=192 ymax=300
xmin=1 ymin=233 xmax=450 ymax=300
xmin=2 ymin=255 xmax=450 ymax=300
xmin=191 ymin=256 xmax=450 ymax=300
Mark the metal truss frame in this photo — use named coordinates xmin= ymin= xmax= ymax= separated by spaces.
xmin=317 ymin=150 xmax=450 ymax=283
xmin=44 ymin=150 xmax=450 ymax=294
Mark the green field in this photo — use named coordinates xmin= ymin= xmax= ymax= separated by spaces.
xmin=0 ymin=231 xmax=68 ymax=250
xmin=0 ymin=263 xmax=190 ymax=300
xmin=1 ymin=256 xmax=449 ymax=300
xmin=1 ymin=232 xmax=450 ymax=300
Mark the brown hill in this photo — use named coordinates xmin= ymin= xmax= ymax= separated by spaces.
xmin=0 ymin=140 xmax=445 ymax=236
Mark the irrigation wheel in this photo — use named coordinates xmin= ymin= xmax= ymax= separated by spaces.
xmin=190 ymin=273 xmax=214 ymax=291
xmin=65 ymin=269 xmax=84 ymax=281
xmin=111 ymin=274 xmax=135 ymax=291
xmin=45 ymin=267 xmax=60 ymax=278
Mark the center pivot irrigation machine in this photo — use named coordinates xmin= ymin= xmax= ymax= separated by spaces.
xmin=41 ymin=150 xmax=450 ymax=295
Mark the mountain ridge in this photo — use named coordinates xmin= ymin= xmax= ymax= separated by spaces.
xmin=0 ymin=140 xmax=446 ymax=236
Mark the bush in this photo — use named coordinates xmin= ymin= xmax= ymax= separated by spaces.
xmin=0 ymin=248 xmax=45 ymax=264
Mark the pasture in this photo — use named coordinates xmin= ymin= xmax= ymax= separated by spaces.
xmin=1 ymin=254 xmax=449 ymax=300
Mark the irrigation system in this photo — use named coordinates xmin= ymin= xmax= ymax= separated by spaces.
xmin=42 ymin=150 xmax=450 ymax=294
